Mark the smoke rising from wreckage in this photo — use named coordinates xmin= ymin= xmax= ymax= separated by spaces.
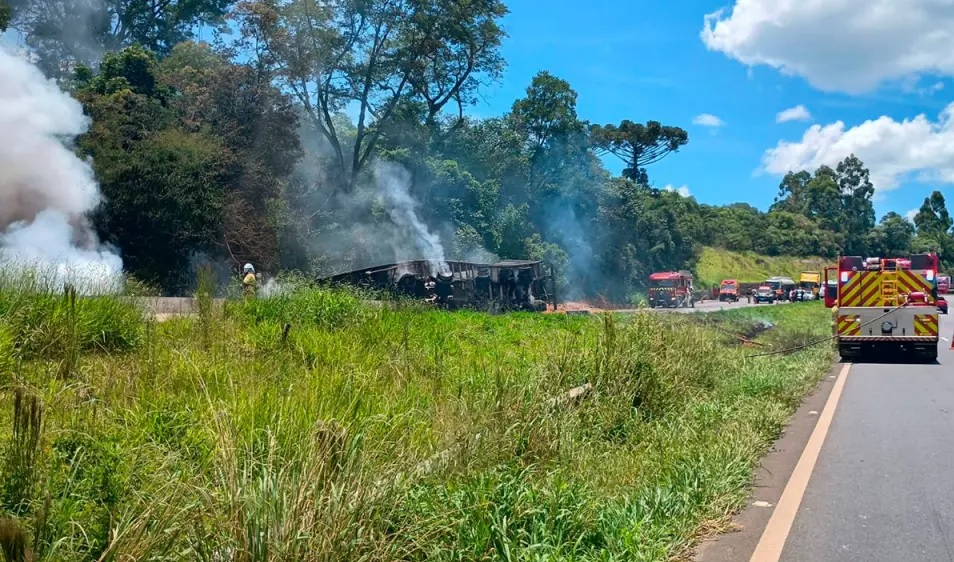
xmin=318 ymin=259 xmax=554 ymax=312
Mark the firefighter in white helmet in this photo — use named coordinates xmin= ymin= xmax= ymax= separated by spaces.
xmin=242 ymin=263 xmax=257 ymax=299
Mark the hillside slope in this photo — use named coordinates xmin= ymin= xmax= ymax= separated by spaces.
xmin=695 ymin=247 xmax=831 ymax=288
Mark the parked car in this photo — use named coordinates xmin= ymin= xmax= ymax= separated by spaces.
xmin=938 ymin=296 xmax=948 ymax=314
xmin=754 ymin=286 xmax=776 ymax=304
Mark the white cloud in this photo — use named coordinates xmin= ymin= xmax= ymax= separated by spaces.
xmin=906 ymin=209 xmax=919 ymax=221
xmin=761 ymin=103 xmax=954 ymax=191
xmin=663 ymin=184 xmax=691 ymax=197
xmin=693 ymin=113 xmax=725 ymax=127
xmin=776 ymin=104 xmax=812 ymax=123
xmin=701 ymin=1 xmax=954 ymax=94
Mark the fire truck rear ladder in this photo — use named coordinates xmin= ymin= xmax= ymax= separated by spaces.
xmin=881 ymin=259 xmax=901 ymax=307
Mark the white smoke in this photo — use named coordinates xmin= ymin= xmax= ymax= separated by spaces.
xmin=373 ymin=160 xmax=451 ymax=276
xmin=0 ymin=47 xmax=123 ymax=293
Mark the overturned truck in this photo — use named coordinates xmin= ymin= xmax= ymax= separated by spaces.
xmin=318 ymin=259 xmax=553 ymax=312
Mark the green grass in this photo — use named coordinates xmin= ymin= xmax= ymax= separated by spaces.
xmin=0 ymin=274 xmax=834 ymax=561
xmin=695 ymin=247 xmax=831 ymax=288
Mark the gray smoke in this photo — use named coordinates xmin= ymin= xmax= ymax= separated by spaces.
xmin=372 ymin=161 xmax=451 ymax=276
xmin=0 ymin=46 xmax=123 ymax=292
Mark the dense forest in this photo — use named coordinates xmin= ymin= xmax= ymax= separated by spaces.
xmin=2 ymin=0 xmax=953 ymax=299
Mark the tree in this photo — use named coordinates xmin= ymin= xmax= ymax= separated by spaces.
xmin=589 ymin=120 xmax=688 ymax=184
xmin=914 ymin=191 xmax=952 ymax=237
xmin=511 ymin=71 xmax=584 ymax=156
xmin=866 ymin=212 xmax=914 ymax=257
xmin=8 ymin=0 xmax=233 ymax=79
xmin=836 ymin=154 xmax=875 ymax=255
xmin=160 ymin=41 xmax=303 ymax=271
xmin=76 ymin=46 xmax=232 ymax=291
xmin=234 ymin=0 xmax=508 ymax=191
xmin=769 ymin=155 xmax=876 ymax=255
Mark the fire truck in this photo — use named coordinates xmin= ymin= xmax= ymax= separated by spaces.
xmin=828 ymin=253 xmax=940 ymax=361
xmin=648 ymin=271 xmax=694 ymax=308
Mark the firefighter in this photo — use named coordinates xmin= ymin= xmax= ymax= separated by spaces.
xmin=242 ymin=263 xmax=257 ymax=298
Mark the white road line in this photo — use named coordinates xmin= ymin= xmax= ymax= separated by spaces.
xmin=748 ymin=363 xmax=851 ymax=562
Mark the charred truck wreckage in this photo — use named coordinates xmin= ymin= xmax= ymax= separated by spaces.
xmin=318 ymin=259 xmax=554 ymax=312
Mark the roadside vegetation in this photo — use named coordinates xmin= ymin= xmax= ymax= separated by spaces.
xmin=0 ymin=273 xmax=833 ymax=561
xmin=695 ymin=247 xmax=830 ymax=288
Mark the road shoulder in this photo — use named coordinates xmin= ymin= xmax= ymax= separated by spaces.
xmin=692 ymin=359 xmax=843 ymax=562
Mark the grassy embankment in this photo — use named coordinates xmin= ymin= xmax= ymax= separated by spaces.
xmin=696 ymin=247 xmax=830 ymax=288
xmin=0 ymin=271 xmax=833 ymax=561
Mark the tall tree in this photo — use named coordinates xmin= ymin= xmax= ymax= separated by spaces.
xmin=234 ymin=0 xmax=508 ymax=192
xmin=914 ymin=191 xmax=953 ymax=237
xmin=159 ymin=41 xmax=303 ymax=271
xmin=836 ymin=154 xmax=875 ymax=255
xmin=589 ymin=120 xmax=688 ymax=184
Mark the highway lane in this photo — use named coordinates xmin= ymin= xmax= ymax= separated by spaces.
xmin=764 ymin=312 xmax=954 ymax=562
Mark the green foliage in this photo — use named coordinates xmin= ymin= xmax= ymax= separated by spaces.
xmin=236 ymin=279 xmax=365 ymax=331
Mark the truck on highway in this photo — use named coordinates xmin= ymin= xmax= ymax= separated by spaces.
xmin=799 ymin=271 xmax=822 ymax=299
xmin=718 ymin=279 xmax=740 ymax=302
xmin=648 ymin=271 xmax=694 ymax=308
xmin=833 ymin=253 xmax=939 ymax=362
xmin=765 ymin=276 xmax=796 ymax=301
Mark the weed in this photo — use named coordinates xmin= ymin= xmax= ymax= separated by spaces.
xmin=2 ymin=389 xmax=43 ymax=516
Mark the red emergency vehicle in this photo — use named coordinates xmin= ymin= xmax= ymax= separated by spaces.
xmin=648 ymin=271 xmax=694 ymax=308
xmin=832 ymin=253 xmax=939 ymax=361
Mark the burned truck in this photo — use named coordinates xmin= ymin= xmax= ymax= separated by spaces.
xmin=318 ymin=259 xmax=553 ymax=312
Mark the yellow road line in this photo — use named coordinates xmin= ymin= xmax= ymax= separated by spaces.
xmin=748 ymin=363 xmax=851 ymax=562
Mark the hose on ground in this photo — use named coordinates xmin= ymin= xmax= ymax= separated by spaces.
xmin=745 ymin=301 xmax=913 ymax=358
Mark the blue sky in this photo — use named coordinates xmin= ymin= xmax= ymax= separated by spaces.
xmin=472 ymin=0 xmax=954 ymax=221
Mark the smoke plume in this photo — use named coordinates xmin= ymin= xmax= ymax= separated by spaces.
xmin=0 ymin=47 xmax=122 ymax=292
xmin=372 ymin=161 xmax=451 ymax=276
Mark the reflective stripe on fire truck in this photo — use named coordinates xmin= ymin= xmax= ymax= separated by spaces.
xmin=914 ymin=314 xmax=938 ymax=337
xmin=897 ymin=269 xmax=934 ymax=295
xmin=839 ymin=272 xmax=863 ymax=306
xmin=837 ymin=314 xmax=861 ymax=336
xmin=839 ymin=270 xmax=934 ymax=306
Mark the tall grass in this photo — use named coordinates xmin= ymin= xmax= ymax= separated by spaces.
xmin=0 ymin=270 xmax=834 ymax=561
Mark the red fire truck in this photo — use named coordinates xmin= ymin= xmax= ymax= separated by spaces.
xmin=831 ymin=253 xmax=939 ymax=361
xmin=648 ymin=271 xmax=694 ymax=308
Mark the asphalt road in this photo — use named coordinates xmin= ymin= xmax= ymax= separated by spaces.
xmin=653 ymin=298 xmax=793 ymax=314
xmin=774 ymin=312 xmax=954 ymax=562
